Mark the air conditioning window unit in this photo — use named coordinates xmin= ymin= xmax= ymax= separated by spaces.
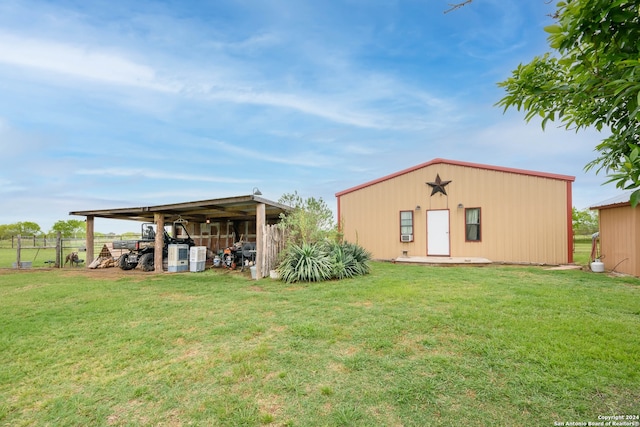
xmin=401 ymin=234 xmax=413 ymax=242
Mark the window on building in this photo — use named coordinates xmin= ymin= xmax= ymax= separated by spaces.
xmin=400 ymin=211 xmax=414 ymax=242
xmin=465 ymin=208 xmax=481 ymax=241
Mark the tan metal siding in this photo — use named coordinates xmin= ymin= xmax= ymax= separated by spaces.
xmin=338 ymin=163 xmax=570 ymax=264
xmin=599 ymin=206 xmax=639 ymax=276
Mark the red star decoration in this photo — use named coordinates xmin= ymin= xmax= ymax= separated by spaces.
xmin=426 ymin=174 xmax=452 ymax=196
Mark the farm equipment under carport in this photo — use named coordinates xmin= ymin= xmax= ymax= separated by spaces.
xmin=113 ymin=220 xmax=195 ymax=271
xmin=218 ymin=241 xmax=256 ymax=271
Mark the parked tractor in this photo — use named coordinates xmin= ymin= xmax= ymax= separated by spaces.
xmin=113 ymin=221 xmax=195 ymax=272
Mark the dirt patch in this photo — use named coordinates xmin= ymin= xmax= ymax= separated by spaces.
xmin=0 ymin=266 xmax=156 ymax=280
xmin=61 ymin=267 xmax=156 ymax=280
xmin=349 ymin=300 xmax=374 ymax=308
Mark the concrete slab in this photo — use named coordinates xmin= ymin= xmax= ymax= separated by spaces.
xmin=544 ymin=265 xmax=583 ymax=271
xmin=393 ymin=256 xmax=492 ymax=265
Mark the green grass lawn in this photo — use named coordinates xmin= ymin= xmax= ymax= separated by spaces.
xmin=1 ymin=263 xmax=638 ymax=426
xmin=573 ymin=238 xmax=595 ymax=266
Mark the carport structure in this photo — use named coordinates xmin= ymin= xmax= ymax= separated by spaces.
xmin=70 ymin=194 xmax=290 ymax=276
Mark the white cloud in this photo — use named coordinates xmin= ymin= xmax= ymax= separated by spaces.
xmin=74 ymin=167 xmax=255 ymax=184
xmin=0 ymin=32 xmax=175 ymax=91
xmin=202 ymin=139 xmax=338 ymax=168
xmin=0 ymin=179 xmax=26 ymax=193
xmin=0 ymin=25 xmax=453 ymax=131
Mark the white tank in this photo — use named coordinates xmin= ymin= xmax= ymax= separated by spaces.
xmin=590 ymin=261 xmax=605 ymax=273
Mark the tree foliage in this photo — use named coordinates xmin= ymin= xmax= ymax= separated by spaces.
xmin=278 ymin=191 xmax=339 ymax=245
xmin=497 ymin=0 xmax=640 ymax=206
xmin=50 ymin=219 xmax=86 ymax=238
xmin=572 ymin=207 xmax=598 ymax=235
xmin=0 ymin=222 xmax=42 ymax=239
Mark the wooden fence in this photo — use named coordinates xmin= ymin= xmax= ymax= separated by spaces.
xmin=259 ymin=224 xmax=287 ymax=278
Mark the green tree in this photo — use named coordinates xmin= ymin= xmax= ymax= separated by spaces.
xmin=18 ymin=221 xmax=42 ymax=236
xmin=572 ymin=207 xmax=598 ymax=236
xmin=278 ymin=191 xmax=339 ymax=245
xmin=497 ymin=0 xmax=640 ymax=206
xmin=50 ymin=219 xmax=86 ymax=238
xmin=0 ymin=222 xmax=42 ymax=238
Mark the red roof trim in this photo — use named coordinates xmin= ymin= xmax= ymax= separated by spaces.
xmin=590 ymin=201 xmax=631 ymax=210
xmin=335 ymin=158 xmax=576 ymax=197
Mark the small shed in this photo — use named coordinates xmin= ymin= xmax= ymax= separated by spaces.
xmin=590 ymin=192 xmax=639 ymax=277
xmin=336 ymin=158 xmax=575 ymax=264
xmin=70 ymin=194 xmax=290 ymax=277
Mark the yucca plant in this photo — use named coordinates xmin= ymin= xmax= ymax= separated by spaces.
xmin=341 ymin=241 xmax=371 ymax=276
xmin=326 ymin=241 xmax=372 ymax=280
xmin=328 ymin=242 xmax=348 ymax=280
xmin=278 ymin=242 xmax=333 ymax=283
xmin=327 ymin=242 xmax=354 ymax=279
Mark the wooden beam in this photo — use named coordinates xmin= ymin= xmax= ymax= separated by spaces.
xmin=86 ymin=216 xmax=95 ymax=268
xmin=255 ymin=203 xmax=266 ymax=280
xmin=154 ymin=213 xmax=164 ymax=273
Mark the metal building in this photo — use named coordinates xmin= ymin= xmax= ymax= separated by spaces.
xmin=336 ymin=158 xmax=575 ymax=265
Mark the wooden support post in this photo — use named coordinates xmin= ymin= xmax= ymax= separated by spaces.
xmin=16 ymin=234 xmax=21 ymax=269
xmin=256 ymin=203 xmax=266 ymax=280
xmin=86 ymin=216 xmax=95 ymax=268
xmin=154 ymin=213 xmax=164 ymax=273
xmin=55 ymin=232 xmax=62 ymax=268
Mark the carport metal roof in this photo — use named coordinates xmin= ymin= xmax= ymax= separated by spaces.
xmin=70 ymin=195 xmax=290 ymax=223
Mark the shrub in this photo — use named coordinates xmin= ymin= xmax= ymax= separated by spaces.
xmin=328 ymin=241 xmax=371 ymax=279
xmin=275 ymin=191 xmax=369 ymax=283
xmin=328 ymin=242 xmax=351 ymax=280
xmin=278 ymin=241 xmax=371 ymax=283
xmin=341 ymin=242 xmax=371 ymax=276
xmin=278 ymin=243 xmax=333 ymax=283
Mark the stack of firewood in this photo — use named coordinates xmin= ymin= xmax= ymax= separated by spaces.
xmin=88 ymin=257 xmax=116 ymax=269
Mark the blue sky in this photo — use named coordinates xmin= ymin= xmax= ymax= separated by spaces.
xmin=0 ymin=0 xmax=620 ymax=234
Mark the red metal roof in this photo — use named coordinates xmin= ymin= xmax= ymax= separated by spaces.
xmin=589 ymin=192 xmax=632 ymax=210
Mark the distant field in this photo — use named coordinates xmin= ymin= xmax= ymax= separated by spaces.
xmin=1 ymin=262 xmax=638 ymax=426
xmin=573 ymin=239 xmax=592 ymax=266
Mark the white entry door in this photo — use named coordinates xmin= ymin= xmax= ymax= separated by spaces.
xmin=427 ymin=210 xmax=450 ymax=256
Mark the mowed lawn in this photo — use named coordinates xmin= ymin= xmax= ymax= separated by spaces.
xmin=1 ymin=263 xmax=638 ymax=426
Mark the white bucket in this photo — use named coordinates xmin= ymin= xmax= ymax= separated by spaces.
xmin=590 ymin=261 xmax=605 ymax=273
xmin=250 ymin=265 xmax=257 ymax=279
